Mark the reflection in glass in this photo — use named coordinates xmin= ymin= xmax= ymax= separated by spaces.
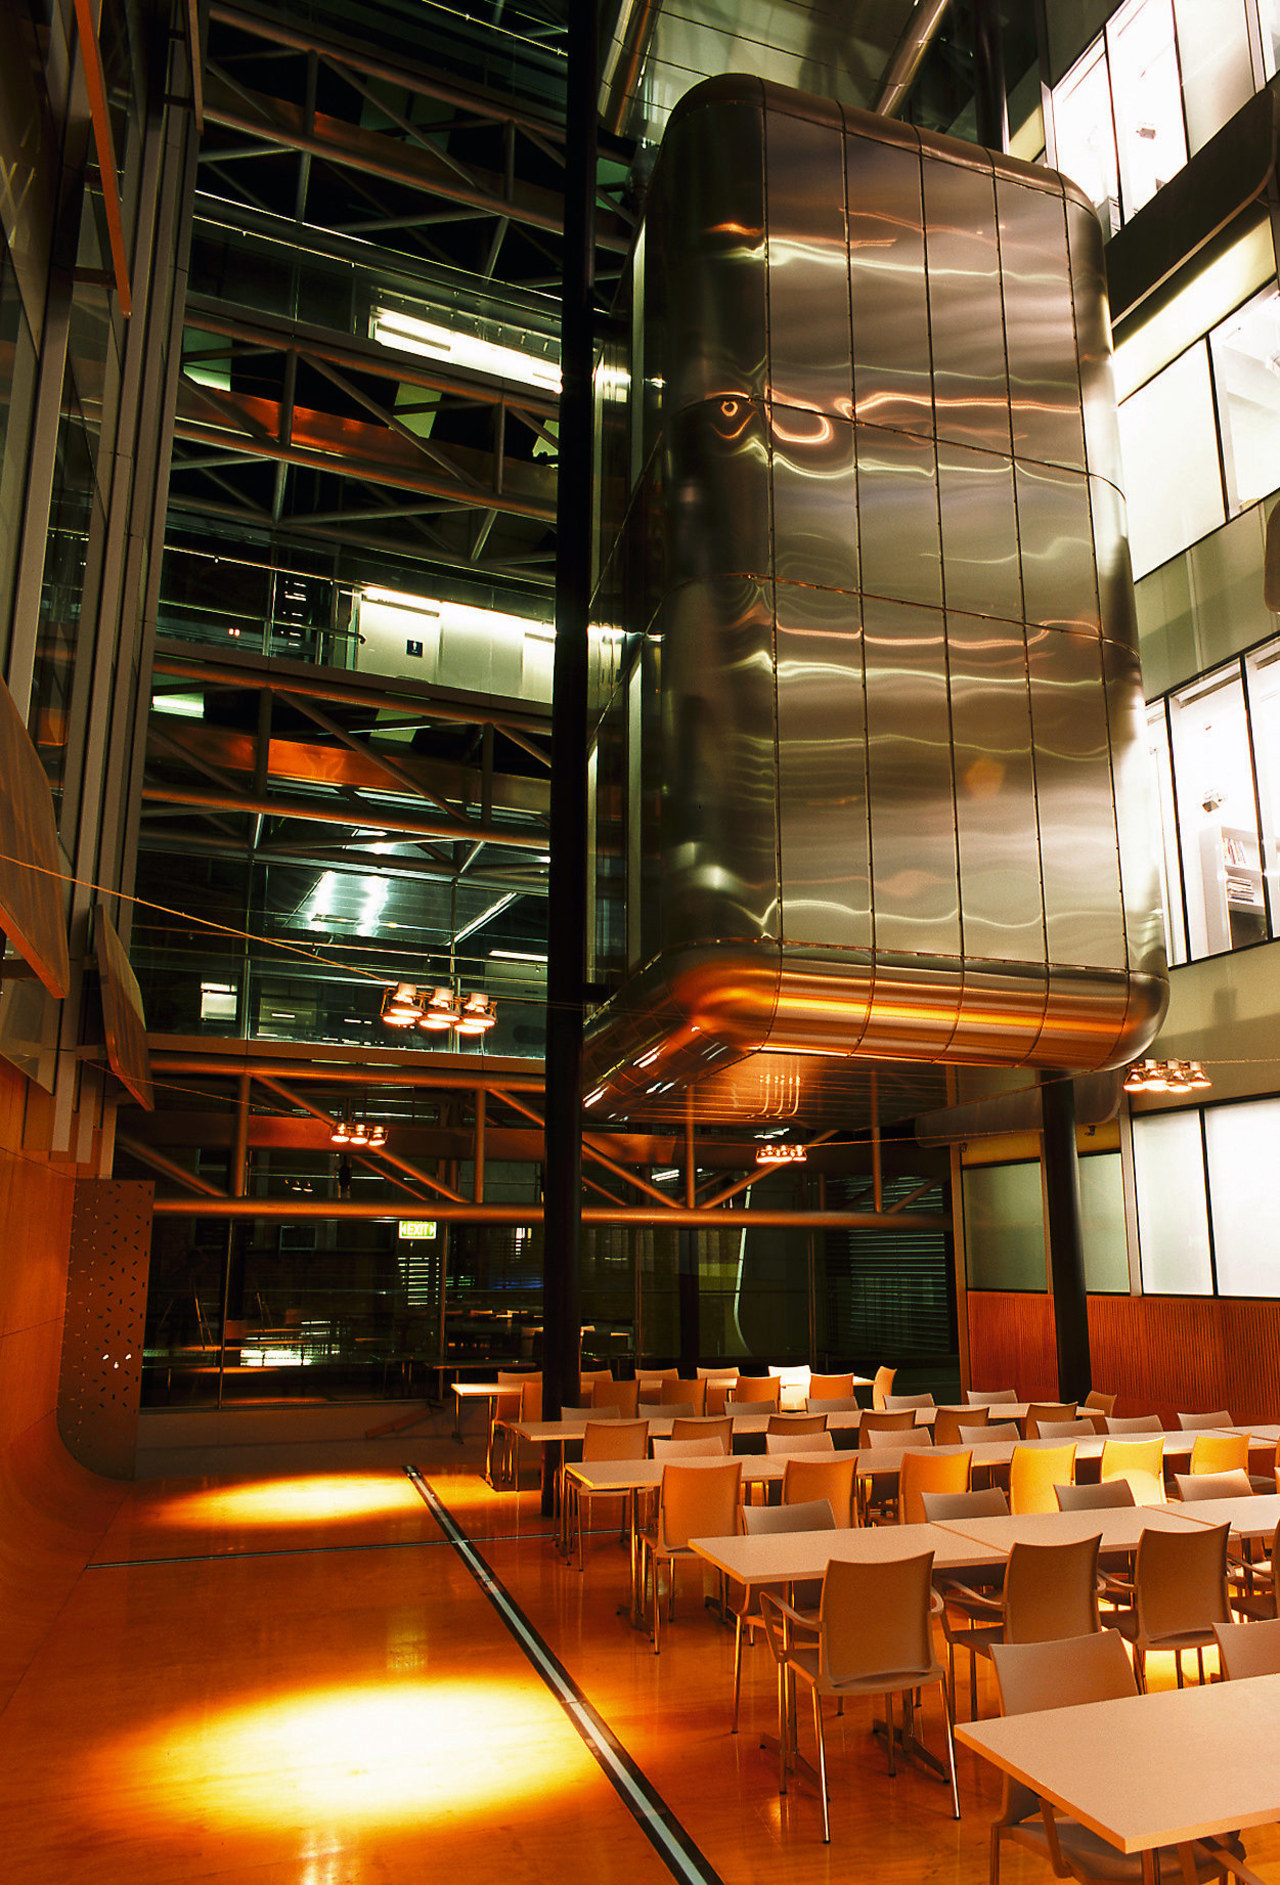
xmin=1132 ymin=1110 xmax=1213 ymax=1293
xmin=1146 ymin=703 xmax=1188 ymax=964
xmin=1117 ymin=343 xmax=1225 ymax=577
xmin=963 ymin=1162 xmax=1046 ymax=1291
xmin=1245 ymin=639 xmax=1280 ymax=925
xmin=1169 ymin=666 xmax=1265 ymax=955
xmin=1210 ymin=286 xmax=1280 ymax=512
xmin=1109 ymin=0 xmax=1188 ymax=219
xmin=1204 ymin=1097 xmax=1280 ymax=1295
xmin=1052 ymin=42 xmax=1121 ymax=237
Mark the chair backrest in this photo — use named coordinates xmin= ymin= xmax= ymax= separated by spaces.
xmin=1214 ymin=1615 xmax=1280 ymax=1679
xmin=1189 ymin=1431 xmax=1249 ymax=1476
xmin=871 ymin=1365 xmax=896 ymax=1409
xmin=727 ymin=1376 xmax=780 ymax=1407
xmin=884 ymin=1392 xmax=934 ymax=1410
xmin=592 ymin=1378 xmax=640 ymax=1418
xmin=1024 ymin=1402 xmax=1078 ymax=1437
xmin=1134 ymin=1521 xmax=1231 ymax=1640
xmin=582 ymin=1418 xmax=650 ymax=1462
xmin=661 ymin=1377 xmax=708 ymax=1412
xmin=579 ymin=1369 xmax=614 ymax=1404
xmin=920 ymin=1486 xmax=1010 ymax=1522
xmin=1100 ymin=1435 xmax=1164 ymax=1504
xmin=637 ymin=1368 xmax=678 ymax=1402
xmin=1055 ymin=1477 xmax=1135 ymax=1511
xmin=970 ymin=1420 xmax=1021 ymax=1443
xmin=1084 ymin=1389 xmax=1117 ymax=1415
xmin=806 ymin=1394 xmax=863 ymax=1413
xmin=820 ymin=1552 xmax=934 ymax=1683
xmin=581 ymin=1403 xmax=621 ymax=1419
xmin=783 ymin=1454 xmax=858 ymax=1527
xmin=991 ymin=1631 xmax=1138 ymax=1829
xmin=867 ymin=1425 xmax=932 ymax=1449
xmin=767 ymin=1412 xmax=828 ymax=1435
xmin=1177 ymin=1410 xmax=1234 ymax=1430
xmin=766 ymin=1429 xmax=836 ymax=1455
xmin=656 ymin=1401 xmax=698 ymax=1419
xmin=807 ymin=1372 xmax=855 ymax=1400
xmin=670 ymin=1416 xmax=732 ymax=1452
xmin=935 ymin=1405 xmax=986 ymax=1447
xmin=520 ymin=1379 xmax=542 ymax=1421
xmin=1035 ymin=1419 xmax=1098 ymax=1440
xmin=1105 ymin=1414 xmax=1163 ymax=1434
xmin=899 ymin=1448 xmax=972 ymax=1524
xmin=1004 ymin=1533 xmax=1101 ymax=1642
xmin=653 ymin=1436 xmax=725 ymax=1460
xmin=742 ymin=1497 xmax=836 ymax=1536
xmin=658 ymin=1459 xmax=743 ymax=1549
xmin=966 ymin=1387 xmax=1018 ymax=1405
xmin=858 ymin=1409 xmax=917 ymax=1443
xmin=1173 ymin=1468 xmax=1254 ymax=1502
xmin=696 ymin=1366 xmax=738 ymax=1381
xmin=1009 ymin=1442 xmax=1076 ymax=1514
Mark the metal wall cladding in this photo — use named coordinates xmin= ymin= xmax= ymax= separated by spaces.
xmin=584 ymin=77 xmax=1167 ymax=1117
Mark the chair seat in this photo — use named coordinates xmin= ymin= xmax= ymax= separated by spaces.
xmin=789 ymin=1642 xmax=947 ymax=1698
xmin=1012 ymin=1818 xmax=1238 ymax=1883
xmin=1114 ymin=1613 xmax=1220 ymax=1655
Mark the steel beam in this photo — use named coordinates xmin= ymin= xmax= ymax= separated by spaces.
xmin=139 ymin=782 xmax=549 ymax=848
xmin=153 ymin=1199 xmax=950 ymax=1226
xmin=117 ymin=1134 xmax=227 ymax=1197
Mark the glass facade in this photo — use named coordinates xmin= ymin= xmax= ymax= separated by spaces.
xmin=1133 ymin=1096 xmax=1280 ymax=1297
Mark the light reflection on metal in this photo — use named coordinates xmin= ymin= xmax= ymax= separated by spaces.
xmin=584 ymin=78 xmax=1168 ymax=1123
xmin=1123 ymin=1058 xmax=1211 ymax=1096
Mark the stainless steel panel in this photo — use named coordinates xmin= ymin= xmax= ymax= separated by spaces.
xmin=1090 ymin=475 xmax=1139 ymax=653
xmin=858 ymin=955 xmax=962 ymax=1059
xmin=947 ymin=611 xmax=1045 ymax=965
xmin=666 ymin=396 xmax=770 ymax=583
xmin=846 ymin=129 xmax=933 ymax=437
xmin=766 ymin=953 xmax=872 ymax=1052
xmin=1027 ymin=625 xmax=1126 ymax=972
xmin=775 ymin=580 xmax=870 ymax=949
xmin=656 ymin=97 xmax=767 ymax=425
xmin=1034 ymin=965 xmax=1134 ymax=1068
xmin=921 ymin=152 xmax=1011 ymax=456
xmin=770 ymin=406 xmax=857 ymax=593
xmin=658 ymin=575 xmax=779 ymax=951
xmin=862 ymin=595 xmax=959 ymax=958
xmin=764 ymin=108 xmax=852 ymax=416
xmin=1102 ymin=637 xmax=1168 ymax=986
xmin=950 ymin=963 xmax=1049 ymax=1063
xmin=937 ymin=441 xmax=1021 ymax=622
xmin=997 ymin=178 xmax=1085 ymax=473
xmin=1015 ymin=460 xmax=1100 ymax=634
xmin=856 ymin=422 xmax=941 ymax=609
xmin=1065 ymin=195 xmax=1125 ymax=494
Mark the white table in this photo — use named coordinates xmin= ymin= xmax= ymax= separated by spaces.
xmin=1174 ymin=1489 xmax=1280 ymax=1543
xmin=957 ymin=1671 xmax=1280 ymax=1884
xmin=934 ymin=1504 xmax=1208 ymax=1557
xmin=689 ymin=1519 xmax=1006 ymax=1589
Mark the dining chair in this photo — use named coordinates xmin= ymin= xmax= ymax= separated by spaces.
xmin=899 ymin=1447 xmax=972 ymax=1525
xmin=1173 ymin=1467 xmax=1253 ymax=1502
xmin=697 ymin=1365 xmax=739 ymax=1381
xmin=729 ymin=1376 xmax=781 ymax=1409
xmin=767 ymin=1412 xmax=827 ymax=1435
xmin=656 ymin=1402 xmax=698 ymax=1419
xmin=988 ymin=1632 xmax=1244 ymax=1885
xmin=921 ymin=1488 xmax=1009 ymax=1717
xmin=637 ymin=1367 xmax=678 ymax=1402
xmin=937 ymin=1532 xmax=1101 ymax=1722
xmin=1035 ymin=1419 xmax=1101 ymax=1440
xmin=569 ymin=1419 xmax=650 ymax=1571
xmin=578 ymin=1367 xmax=614 ymax=1406
xmin=936 ymin=1404 xmax=987 ymax=1446
xmin=1214 ymin=1616 xmax=1280 ymax=1677
xmin=638 ymin=1458 xmax=743 ymax=1652
xmin=653 ymin=1435 xmax=726 ymax=1459
xmin=487 ymin=1372 xmax=528 ymax=1482
xmin=670 ymin=1416 xmax=732 ymax=1452
xmin=490 ymin=1374 xmax=541 ymax=1486
xmin=698 ymin=1367 xmax=739 ymax=1416
xmin=1024 ymin=1402 xmax=1078 ymax=1437
xmin=884 ymin=1392 xmax=935 ymax=1410
xmin=963 ymin=1420 xmax=1021 ymax=1443
xmin=1104 ymin=1414 xmax=1163 ymax=1434
xmin=661 ymin=1377 xmax=708 ymax=1413
xmin=760 ymin=1550 xmax=959 ymax=1840
xmin=1176 ymin=1409 xmax=1234 ymax=1430
xmin=729 ymin=1497 xmax=835 ymax=1732
xmin=1115 ymin=1520 xmax=1232 ymax=1689
xmin=782 ymin=1453 xmax=858 ymax=1528
xmin=872 ymin=1365 xmax=897 ymax=1409
xmin=1226 ymin=1518 xmax=1278 ymax=1620
xmin=858 ymin=1408 xmax=917 ymax=1443
xmin=766 ymin=1429 xmax=835 ymax=1455
xmin=807 ymin=1372 xmax=855 ymax=1401
xmin=1009 ymin=1443 xmax=1076 ymax=1515
xmin=1099 ymin=1435 xmax=1164 ymax=1505
xmin=860 ymin=1422 xmax=931 ymax=1522
xmin=806 ymin=1393 xmax=863 ymax=1413
xmin=1083 ymin=1389 xmax=1117 ymax=1417
xmin=966 ymin=1387 xmax=1018 ymax=1406
xmin=1188 ymin=1431 xmax=1250 ymax=1477
xmin=1054 ymin=1479 xmax=1135 ymax=1511
xmin=592 ymin=1377 xmax=640 ymax=1418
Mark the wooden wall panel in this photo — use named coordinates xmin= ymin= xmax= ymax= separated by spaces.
xmin=968 ymin=1288 xmax=1280 ymax=1425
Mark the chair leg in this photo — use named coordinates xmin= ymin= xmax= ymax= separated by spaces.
xmin=732 ymin=1616 xmax=745 ymax=1733
xmin=940 ymin=1677 xmax=961 ymax=1821
xmin=812 ymin=1688 xmax=830 ymax=1843
xmin=991 ymin=1822 xmax=1003 ymax=1885
xmin=885 ymin=1688 xmax=896 ymax=1777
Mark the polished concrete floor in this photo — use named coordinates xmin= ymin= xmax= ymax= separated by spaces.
xmin=3 ymin=1416 xmax=1279 ymax=1884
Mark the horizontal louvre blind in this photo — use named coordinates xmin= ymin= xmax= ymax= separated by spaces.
xmin=824 ymin=1175 xmax=954 ymax=1363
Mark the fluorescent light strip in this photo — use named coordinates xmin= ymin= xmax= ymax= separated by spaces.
xmin=372 ymin=306 xmax=561 ymax=393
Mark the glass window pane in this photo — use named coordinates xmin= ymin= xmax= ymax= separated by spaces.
xmin=1210 ymin=285 xmax=1280 ymax=513
xmin=1146 ymin=703 xmax=1188 ymax=964
xmin=1173 ymin=0 xmax=1256 ymax=156
xmin=963 ymin=1163 xmax=1046 ymax=1291
xmin=1133 ymin=1111 xmax=1212 ymax=1292
xmin=1080 ymin=1152 xmax=1130 ymax=1292
xmin=1052 ymin=43 xmax=1121 ymax=238
xmin=1108 ymin=0 xmax=1188 ymax=218
xmin=1204 ymin=1098 xmax=1280 ymax=1294
xmin=1245 ymin=636 xmax=1280 ymax=932
xmin=1118 ymin=344 xmax=1224 ymax=578
xmin=1170 ymin=666 xmax=1264 ymax=955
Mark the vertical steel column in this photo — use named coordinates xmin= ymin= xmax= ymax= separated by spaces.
xmin=1040 ymin=1072 xmax=1092 ymax=1403
xmin=678 ymin=1090 xmax=699 ymax=1373
xmin=971 ymin=0 xmax=1009 ymax=151
xmin=542 ymin=0 xmax=596 ymax=1438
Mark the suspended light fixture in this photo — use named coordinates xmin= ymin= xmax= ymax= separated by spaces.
xmin=381 ymin=982 xmax=422 ymax=1028
xmin=420 ymin=985 xmax=462 ymax=1031
xmin=755 ymin=1143 xmax=807 ymax=1164
xmin=330 ymin=1113 xmax=388 ymax=1148
xmin=455 ymin=991 xmax=497 ymax=1036
xmin=379 ymin=982 xmax=495 ymax=1035
xmin=1123 ymin=1058 xmax=1211 ymax=1096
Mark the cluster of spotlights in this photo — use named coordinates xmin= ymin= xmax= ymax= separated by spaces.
xmin=1122 ymin=1058 xmax=1211 ymax=1096
xmin=330 ymin=1116 xmax=388 ymax=1148
xmin=380 ymin=983 xmax=497 ymax=1035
